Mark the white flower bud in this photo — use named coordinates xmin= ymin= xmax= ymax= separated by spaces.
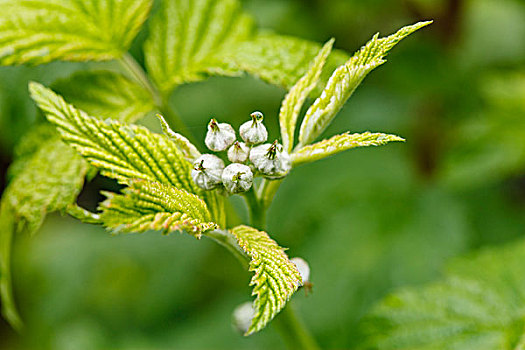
xmin=232 ymin=301 xmax=255 ymax=334
xmin=227 ymin=141 xmax=249 ymax=163
xmin=239 ymin=111 xmax=268 ymax=145
xmin=205 ymin=118 xmax=236 ymax=152
xmin=291 ymin=257 xmax=310 ymax=284
xmin=249 ymin=140 xmax=292 ymax=179
xmin=221 ymin=163 xmax=253 ymax=194
xmin=191 ymin=154 xmax=224 ymax=190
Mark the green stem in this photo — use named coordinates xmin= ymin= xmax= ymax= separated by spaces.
xmin=205 ymin=229 xmax=248 ymax=268
xmin=243 ymin=187 xmax=266 ymax=230
xmin=118 ymin=53 xmax=194 ymax=141
xmin=273 ymin=305 xmax=320 ymax=350
xmin=121 ymin=51 xmax=318 ymax=350
xmin=249 ymin=181 xmax=320 ymax=350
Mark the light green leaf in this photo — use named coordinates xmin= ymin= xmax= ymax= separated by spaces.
xmin=144 ymin=0 xmax=350 ymax=94
xmin=144 ymin=0 xmax=255 ymax=94
xmin=52 ymin=70 xmax=155 ymax=123
xmin=156 ymin=114 xmax=201 ymax=160
xmin=29 ymin=82 xmax=225 ymax=226
xmin=292 ymin=132 xmax=405 ymax=166
xmin=362 ymin=238 xmax=525 ymax=350
xmin=0 ymin=0 xmax=152 ymax=65
xmin=99 ymin=179 xmax=217 ymax=237
xmin=230 ymin=225 xmax=302 ymax=335
xmin=298 ymin=21 xmax=432 ymax=147
xmin=279 ymin=39 xmax=334 ymax=153
xmin=7 ymin=123 xmax=58 ymax=180
xmin=220 ymin=33 xmax=349 ymax=90
xmin=0 ymin=138 xmax=87 ymax=329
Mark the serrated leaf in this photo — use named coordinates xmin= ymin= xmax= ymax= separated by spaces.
xmin=279 ymin=39 xmax=334 ymax=153
xmin=0 ymin=0 xmax=152 ymax=65
xmin=0 ymin=138 xmax=87 ymax=329
xmin=144 ymin=0 xmax=350 ymax=94
xmin=230 ymin=225 xmax=302 ymax=335
xmin=156 ymin=114 xmax=201 ymax=160
xmin=52 ymin=70 xmax=155 ymax=123
xmin=362 ymin=238 xmax=525 ymax=350
xmin=7 ymin=123 xmax=58 ymax=180
xmin=292 ymin=132 xmax=405 ymax=166
xmin=298 ymin=21 xmax=431 ymax=147
xmin=220 ymin=33 xmax=349 ymax=90
xmin=28 ymin=82 xmax=225 ymax=227
xmin=144 ymin=0 xmax=255 ymax=94
xmin=99 ymin=179 xmax=217 ymax=237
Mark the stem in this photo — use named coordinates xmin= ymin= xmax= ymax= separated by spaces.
xmin=205 ymin=229 xmax=248 ymax=268
xmin=118 ymin=53 xmax=194 ymax=141
xmin=273 ymin=305 xmax=320 ymax=350
xmin=243 ymin=187 xmax=266 ymax=230
xmin=120 ymin=51 xmax=319 ymax=349
xmin=250 ymin=181 xmax=320 ymax=350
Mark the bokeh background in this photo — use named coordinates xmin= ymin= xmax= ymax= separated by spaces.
xmin=1 ymin=0 xmax=525 ymax=349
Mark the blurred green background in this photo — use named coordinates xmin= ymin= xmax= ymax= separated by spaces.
xmin=1 ymin=0 xmax=525 ymax=349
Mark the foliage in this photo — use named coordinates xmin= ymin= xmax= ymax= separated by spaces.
xmin=0 ymin=0 xmax=152 ymax=65
xmin=231 ymin=225 xmax=302 ymax=335
xmin=3 ymin=0 xmax=521 ymax=349
xmin=361 ymin=238 xmax=525 ymax=349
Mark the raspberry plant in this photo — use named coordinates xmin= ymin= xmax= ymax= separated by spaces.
xmin=0 ymin=0 xmax=432 ymax=347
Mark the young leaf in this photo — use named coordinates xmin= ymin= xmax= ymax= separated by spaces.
xmin=230 ymin=225 xmax=302 ymax=335
xmin=28 ymin=82 xmax=225 ymax=226
xmin=279 ymin=39 xmax=334 ymax=153
xmin=0 ymin=0 xmax=152 ymax=65
xmin=156 ymin=114 xmax=201 ymax=160
xmin=99 ymin=180 xmax=217 ymax=237
xmin=361 ymin=238 xmax=525 ymax=349
xmin=144 ymin=0 xmax=255 ymax=94
xmin=144 ymin=0 xmax=350 ymax=94
xmin=52 ymin=71 xmax=155 ymax=123
xmin=298 ymin=21 xmax=432 ymax=147
xmin=220 ymin=33 xmax=349 ymax=90
xmin=0 ymin=138 xmax=87 ymax=329
xmin=292 ymin=132 xmax=405 ymax=166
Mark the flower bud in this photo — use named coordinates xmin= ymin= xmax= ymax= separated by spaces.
xmin=290 ymin=257 xmax=310 ymax=284
xmin=205 ymin=118 xmax=236 ymax=152
xmin=227 ymin=141 xmax=249 ymax=163
xmin=249 ymin=140 xmax=291 ymax=178
xmin=221 ymin=163 xmax=253 ymax=194
xmin=191 ymin=154 xmax=224 ymax=190
xmin=232 ymin=301 xmax=254 ymax=334
xmin=239 ymin=111 xmax=268 ymax=145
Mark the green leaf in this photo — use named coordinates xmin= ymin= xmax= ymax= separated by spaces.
xmin=99 ymin=179 xmax=217 ymax=237
xmin=144 ymin=0 xmax=350 ymax=94
xmin=230 ymin=225 xmax=302 ymax=335
xmin=156 ymin=114 xmax=201 ymax=160
xmin=52 ymin=70 xmax=155 ymax=123
xmin=219 ymin=33 xmax=349 ymax=90
xmin=0 ymin=138 xmax=87 ymax=329
xmin=0 ymin=0 xmax=152 ymax=65
xmin=298 ymin=21 xmax=432 ymax=147
xmin=144 ymin=0 xmax=255 ymax=94
xmin=292 ymin=132 xmax=405 ymax=166
xmin=361 ymin=238 xmax=525 ymax=349
xmin=7 ymin=123 xmax=58 ymax=180
xmin=29 ymin=82 xmax=225 ymax=227
xmin=279 ymin=39 xmax=334 ymax=153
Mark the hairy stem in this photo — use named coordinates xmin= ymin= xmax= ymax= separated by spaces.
xmin=205 ymin=229 xmax=248 ymax=268
xmin=273 ymin=305 xmax=320 ymax=350
xmin=121 ymin=51 xmax=318 ymax=349
xmin=249 ymin=181 xmax=320 ymax=350
xmin=118 ymin=53 xmax=194 ymax=141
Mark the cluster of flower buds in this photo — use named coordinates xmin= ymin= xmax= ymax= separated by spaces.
xmin=191 ymin=111 xmax=292 ymax=194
